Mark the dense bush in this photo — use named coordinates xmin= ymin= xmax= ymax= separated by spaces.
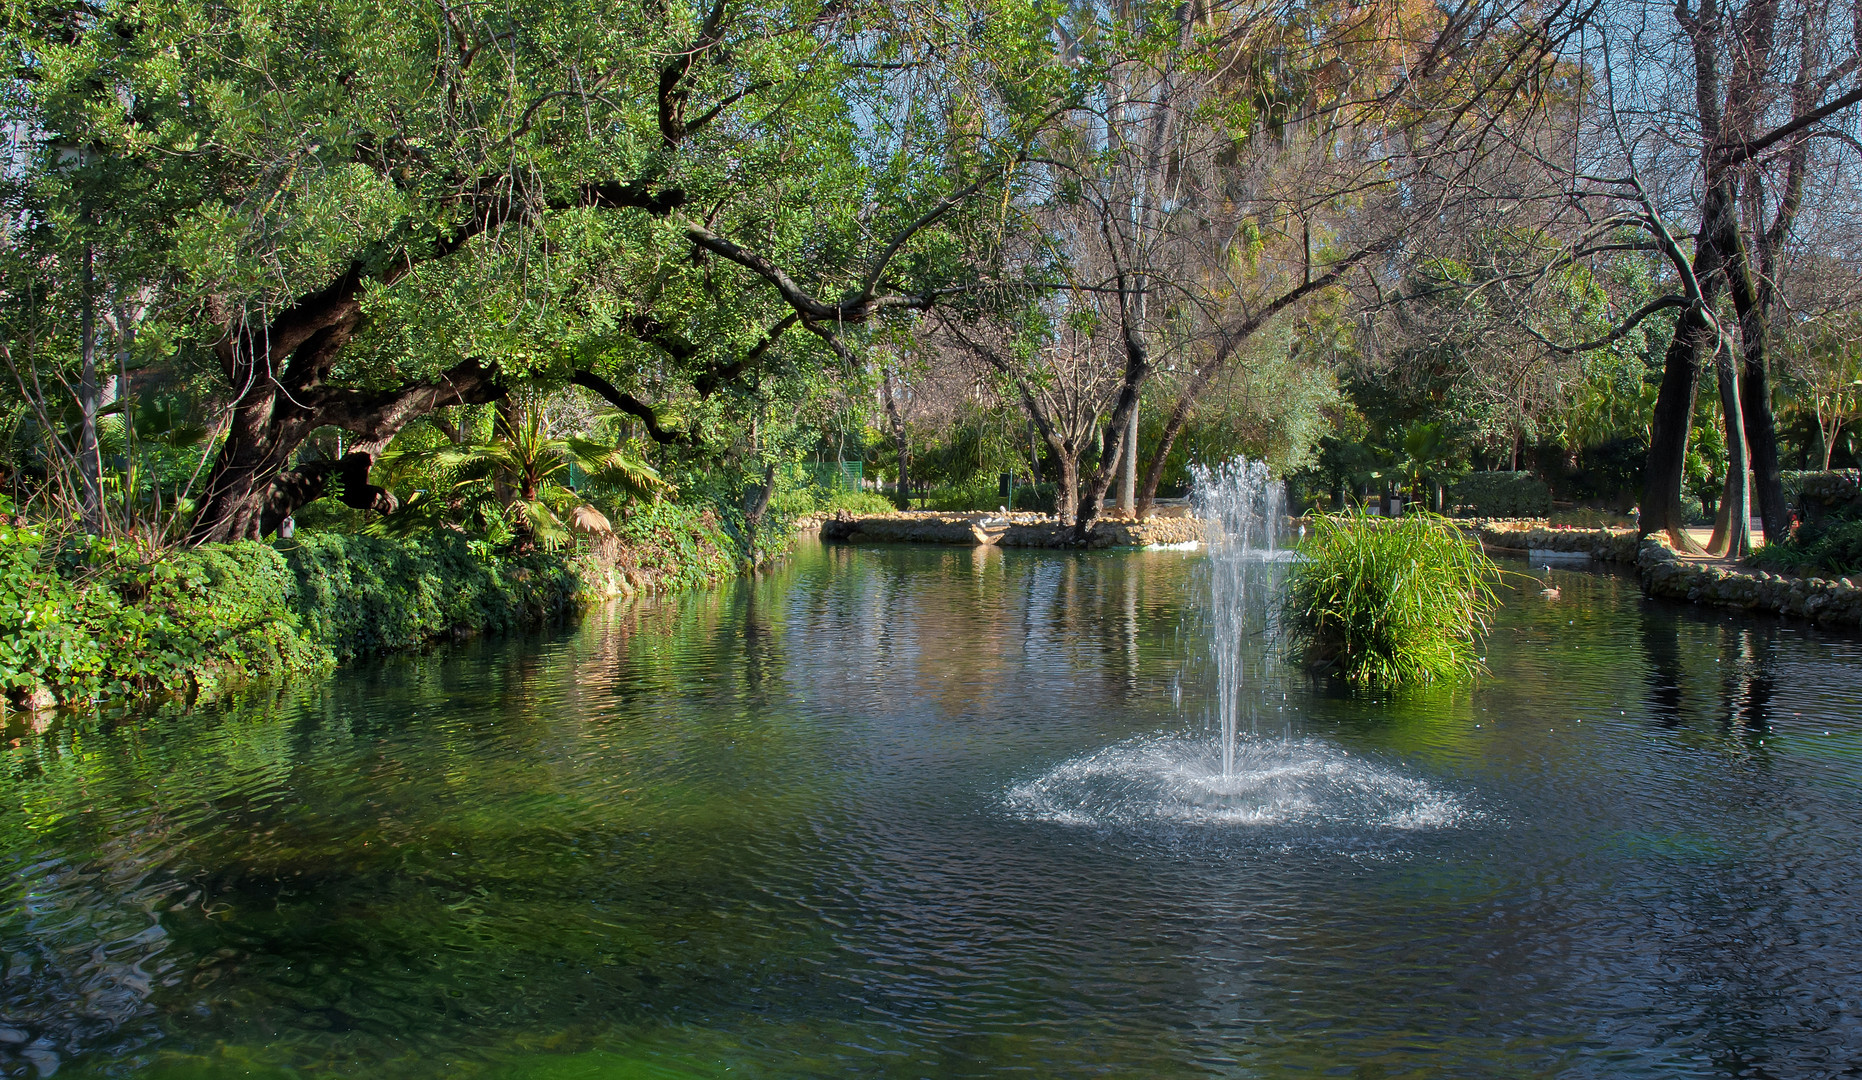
xmin=600 ymin=500 xmax=740 ymax=592
xmin=1748 ymin=491 xmax=1862 ymax=577
xmin=1282 ymin=510 xmax=1501 ymax=685
xmin=928 ymin=474 xmax=1009 ymax=512
xmin=1447 ymin=471 xmax=1551 ymax=517
xmin=1782 ymin=470 xmax=1862 ymax=520
xmin=280 ymin=532 xmax=582 ymax=663
xmin=1010 ymin=482 xmax=1057 ymax=513
xmin=1 ymin=526 xmax=326 ymax=704
xmin=3 ymin=506 xmax=740 ymax=707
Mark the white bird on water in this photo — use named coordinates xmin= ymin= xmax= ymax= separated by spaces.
xmin=1539 ymin=565 xmax=1560 ymax=600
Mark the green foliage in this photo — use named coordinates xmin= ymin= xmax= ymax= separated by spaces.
xmin=1782 ymin=470 xmax=1862 ymax=518
xmin=1399 ymin=421 xmax=1464 ymax=495
xmin=928 ymin=474 xmax=1010 ymax=512
xmin=601 ymin=501 xmax=739 ymax=593
xmin=1447 ymin=471 xmax=1551 ymax=517
xmin=2 ymin=512 xmax=739 ymax=706
xmin=812 ymin=488 xmax=898 ymax=515
xmin=1749 ymin=474 xmax=1862 ymax=577
xmin=377 ymin=401 xmax=669 ymax=551
xmin=1748 ymin=518 xmax=1862 ymax=578
xmin=279 ymin=532 xmax=582 ymax=663
xmin=1283 ymin=510 xmax=1501 ymax=685
xmin=1157 ymin=329 xmax=1344 ymax=487
xmin=0 ymin=523 xmax=326 ymax=703
xmin=1011 ymin=482 xmax=1058 ymax=513
xmin=0 ymin=520 xmax=101 ymax=699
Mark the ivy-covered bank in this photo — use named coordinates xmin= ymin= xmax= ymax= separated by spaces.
xmin=1 ymin=504 xmax=737 ymax=712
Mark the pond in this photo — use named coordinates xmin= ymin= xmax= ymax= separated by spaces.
xmin=4 ymin=541 xmax=1861 ymax=1078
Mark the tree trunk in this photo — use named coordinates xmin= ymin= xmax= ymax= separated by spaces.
xmin=881 ymin=369 xmax=912 ymax=510
xmin=1640 ymin=170 xmax=1734 ymax=555
xmin=1135 ymin=393 xmax=1191 ymax=518
xmin=1071 ymin=319 xmax=1150 ymax=543
xmin=77 ymin=242 xmax=102 ymax=532
xmin=188 ymin=355 xmax=503 ymax=544
xmin=1053 ymin=452 xmax=1079 ymax=526
xmin=1641 ymin=305 xmax=1712 ymax=552
xmin=1706 ymin=351 xmax=1751 ymax=558
xmin=1118 ymin=399 xmax=1137 ymax=515
xmin=1737 ymin=330 xmax=1785 ymax=545
xmin=743 ymin=462 xmax=778 ymax=565
xmin=1718 ymin=172 xmax=1788 ymax=547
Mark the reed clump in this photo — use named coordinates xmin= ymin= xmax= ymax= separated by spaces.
xmin=1283 ymin=509 xmax=1500 ymax=684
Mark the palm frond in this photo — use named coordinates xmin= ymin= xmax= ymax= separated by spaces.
xmin=565 ymin=436 xmax=674 ymax=501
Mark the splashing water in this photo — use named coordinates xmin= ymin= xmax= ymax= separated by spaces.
xmin=1190 ymin=458 xmax=1285 ymax=777
xmin=1003 ymin=733 xmax=1471 ymax=831
xmin=1006 ymin=457 xmax=1468 ymax=835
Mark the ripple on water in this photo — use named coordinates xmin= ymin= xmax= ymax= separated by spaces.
xmin=1003 ymin=734 xmax=1474 ymax=831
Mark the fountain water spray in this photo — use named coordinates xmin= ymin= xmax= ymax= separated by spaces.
xmin=1189 ymin=458 xmax=1284 ymax=777
xmin=1004 ymin=457 xmax=1469 ymax=833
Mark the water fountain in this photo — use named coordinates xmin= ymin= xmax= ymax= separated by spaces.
xmin=1189 ymin=457 xmax=1286 ymax=777
xmin=1004 ymin=456 xmax=1471 ymax=834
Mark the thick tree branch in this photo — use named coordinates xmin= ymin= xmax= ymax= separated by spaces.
xmin=571 ymin=371 xmax=693 ymax=444
xmin=1522 ymin=294 xmax=1688 ymax=354
xmin=1713 ymin=81 xmax=1862 ymax=169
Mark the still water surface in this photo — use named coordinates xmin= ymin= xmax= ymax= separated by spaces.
xmin=4 ymin=542 xmax=1861 ymax=1078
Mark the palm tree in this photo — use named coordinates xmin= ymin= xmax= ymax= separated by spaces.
xmin=1400 ymin=422 xmax=1462 ymax=513
xmin=378 ymin=395 xmax=671 ymax=551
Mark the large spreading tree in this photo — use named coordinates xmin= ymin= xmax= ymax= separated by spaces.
xmin=6 ymin=0 xmax=1070 ymax=543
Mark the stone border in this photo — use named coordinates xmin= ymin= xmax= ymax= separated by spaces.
xmin=809 ymin=510 xmax=1205 ymax=549
xmin=1464 ymin=520 xmax=1641 ymax=564
xmin=1636 ymin=538 xmax=1862 ymax=630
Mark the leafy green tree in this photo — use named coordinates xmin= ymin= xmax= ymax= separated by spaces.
xmin=6 ymin=0 xmax=1065 ymax=544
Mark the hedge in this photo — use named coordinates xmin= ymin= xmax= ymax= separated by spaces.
xmin=1782 ymin=470 xmax=1862 ymax=520
xmin=3 ymin=505 xmax=737 ymax=709
xmin=1447 ymin=471 xmax=1552 ymax=517
xmin=280 ymin=532 xmax=581 ymax=663
xmin=1 ymin=528 xmax=325 ymax=705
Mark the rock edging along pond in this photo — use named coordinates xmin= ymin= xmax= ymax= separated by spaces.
xmin=810 ymin=510 xmax=1205 ymax=548
xmin=1 ymin=506 xmax=738 ymax=713
xmin=1465 ymin=520 xmax=1642 ymax=563
xmin=1637 ymin=537 xmax=1862 ymax=630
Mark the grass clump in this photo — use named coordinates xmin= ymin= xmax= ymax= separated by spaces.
xmin=1283 ymin=509 xmax=1501 ymax=685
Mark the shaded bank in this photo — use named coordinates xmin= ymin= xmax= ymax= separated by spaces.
xmin=1 ymin=505 xmax=738 ymax=712
xmin=812 ymin=510 xmax=1204 ymax=548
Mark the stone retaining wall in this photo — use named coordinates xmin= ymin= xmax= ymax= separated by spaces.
xmin=1000 ymin=515 xmax=1204 ymax=548
xmin=812 ymin=510 xmax=1205 ymax=549
xmin=1468 ymin=520 xmax=1641 ymax=563
xmin=1636 ymin=538 xmax=1862 ymax=629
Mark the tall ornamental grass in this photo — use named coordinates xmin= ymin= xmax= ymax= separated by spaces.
xmin=1283 ymin=509 xmax=1501 ymax=685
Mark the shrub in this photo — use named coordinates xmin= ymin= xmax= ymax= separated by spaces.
xmin=1 ymin=529 xmax=326 ymax=703
xmin=817 ymin=488 xmax=897 ymax=515
xmin=927 ymin=474 xmax=1005 ymax=512
xmin=1283 ymin=510 xmax=1501 ymax=685
xmin=1782 ymin=470 xmax=1862 ymax=521
xmin=1447 ymin=471 xmax=1551 ymax=517
xmin=280 ymin=531 xmax=581 ymax=663
xmin=1010 ymin=482 xmax=1057 ymax=514
xmin=3 ymin=511 xmax=742 ymax=708
xmin=1748 ymin=516 xmax=1862 ymax=578
xmin=0 ymin=520 xmax=101 ymax=701
xmin=600 ymin=500 xmax=738 ymax=591
xmin=770 ymin=483 xmax=894 ymax=520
